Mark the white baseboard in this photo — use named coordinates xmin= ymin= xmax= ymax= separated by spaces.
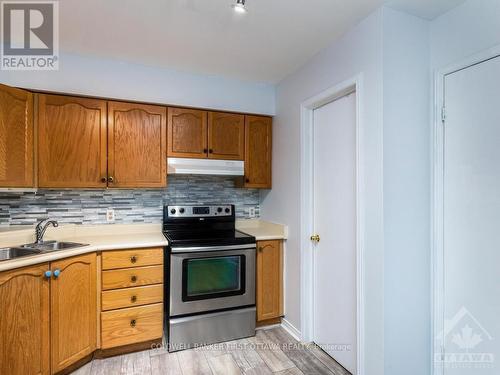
xmin=255 ymin=323 xmax=282 ymax=331
xmin=281 ymin=318 xmax=302 ymax=342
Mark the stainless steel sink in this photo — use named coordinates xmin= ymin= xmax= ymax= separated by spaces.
xmin=0 ymin=247 xmax=42 ymax=261
xmin=21 ymin=240 xmax=88 ymax=252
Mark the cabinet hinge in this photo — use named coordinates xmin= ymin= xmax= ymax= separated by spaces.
xmin=441 ymin=106 xmax=446 ymax=124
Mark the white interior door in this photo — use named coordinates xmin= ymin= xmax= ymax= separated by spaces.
xmin=312 ymin=92 xmax=357 ymax=374
xmin=443 ymin=56 xmax=500 ymax=374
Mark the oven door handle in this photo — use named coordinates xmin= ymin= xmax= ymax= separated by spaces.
xmin=170 ymin=244 xmax=256 ymax=253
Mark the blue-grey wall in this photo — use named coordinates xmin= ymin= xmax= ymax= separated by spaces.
xmin=0 ymin=49 xmax=275 ymax=116
xmin=0 ymin=175 xmax=259 ymax=226
xmin=382 ymin=7 xmax=430 ymax=375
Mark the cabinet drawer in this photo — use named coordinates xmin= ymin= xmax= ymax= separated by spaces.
xmin=101 ymin=303 xmax=163 ymax=349
xmin=102 ymin=284 xmax=163 ymax=311
xmin=102 ymin=265 xmax=163 ymax=290
xmin=102 ymin=248 xmax=163 ymax=270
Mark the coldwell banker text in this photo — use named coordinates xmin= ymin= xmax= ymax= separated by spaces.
xmin=1 ymin=1 xmax=59 ymax=70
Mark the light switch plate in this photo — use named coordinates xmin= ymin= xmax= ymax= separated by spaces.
xmin=106 ymin=208 xmax=115 ymax=223
xmin=248 ymin=207 xmax=256 ymax=218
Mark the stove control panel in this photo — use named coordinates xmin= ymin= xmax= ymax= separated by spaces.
xmin=167 ymin=205 xmax=233 ymax=218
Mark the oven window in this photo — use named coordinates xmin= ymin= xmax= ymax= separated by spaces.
xmin=182 ymin=255 xmax=246 ymax=301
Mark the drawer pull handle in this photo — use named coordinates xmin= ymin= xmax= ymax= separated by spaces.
xmin=130 ymin=319 xmax=137 ymax=327
xmin=130 ymin=256 xmax=137 ymax=264
xmin=131 ymin=275 xmax=137 ymax=283
xmin=131 ymin=295 xmax=137 ymax=303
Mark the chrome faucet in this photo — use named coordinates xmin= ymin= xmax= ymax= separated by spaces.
xmin=35 ymin=218 xmax=59 ymax=244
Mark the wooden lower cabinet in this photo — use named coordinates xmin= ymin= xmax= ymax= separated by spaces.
xmin=256 ymin=240 xmax=284 ymax=322
xmin=101 ymin=265 xmax=163 ymax=290
xmin=0 ymin=263 xmax=50 ymax=375
xmin=0 ymin=255 xmax=97 ymax=374
xmin=101 ymin=303 xmax=163 ymax=349
xmin=99 ymin=248 xmax=164 ymax=351
xmin=50 ymin=253 xmax=97 ymax=373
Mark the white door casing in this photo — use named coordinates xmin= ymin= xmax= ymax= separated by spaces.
xmin=312 ymin=92 xmax=357 ymax=373
xmin=432 ymin=48 xmax=500 ymax=375
xmin=300 ymin=75 xmax=365 ymax=375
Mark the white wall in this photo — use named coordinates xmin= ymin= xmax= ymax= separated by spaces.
xmin=261 ymin=9 xmax=385 ymax=374
xmin=0 ymin=51 xmax=275 ymax=115
xmin=382 ymin=7 xmax=430 ymax=375
xmin=430 ymin=0 xmax=500 ymax=70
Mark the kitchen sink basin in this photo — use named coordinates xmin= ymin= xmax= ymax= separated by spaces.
xmin=0 ymin=247 xmax=42 ymax=261
xmin=21 ymin=241 xmax=88 ymax=252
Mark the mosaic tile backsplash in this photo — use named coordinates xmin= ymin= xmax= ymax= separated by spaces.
xmin=0 ymin=175 xmax=260 ymax=226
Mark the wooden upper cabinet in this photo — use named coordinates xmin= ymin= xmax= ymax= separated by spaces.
xmin=0 ymin=84 xmax=34 ymax=187
xmin=167 ymin=107 xmax=207 ymax=158
xmin=37 ymin=94 xmax=107 ymax=188
xmin=244 ymin=115 xmax=272 ymax=188
xmin=108 ymin=102 xmax=167 ymax=188
xmin=256 ymin=240 xmax=283 ymax=322
xmin=50 ymin=253 xmax=97 ymax=373
xmin=208 ymin=112 xmax=245 ymax=160
xmin=0 ymin=263 xmax=50 ymax=375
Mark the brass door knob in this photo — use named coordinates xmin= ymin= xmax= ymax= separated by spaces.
xmin=310 ymin=234 xmax=320 ymax=243
xmin=108 ymin=176 xmax=114 ymax=183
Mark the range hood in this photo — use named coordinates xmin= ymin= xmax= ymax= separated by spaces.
xmin=167 ymin=158 xmax=244 ymax=176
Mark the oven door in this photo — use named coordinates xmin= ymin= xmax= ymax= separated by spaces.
xmin=170 ymin=246 xmax=256 ymax=316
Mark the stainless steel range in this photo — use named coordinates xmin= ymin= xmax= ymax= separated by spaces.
xmin=163 ymin=204 xmax=256 ymax=352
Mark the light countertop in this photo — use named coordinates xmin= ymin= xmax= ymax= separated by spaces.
xmin=236 ymin=219 xmax=288 ymax=241
xmin=0 ymin=224 xmax=168 ymax=272
xmin=0 ymin=219 xmax=287 ymax=272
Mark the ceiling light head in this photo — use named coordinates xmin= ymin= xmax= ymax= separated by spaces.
xmin=232 ymin=0 xmax=247 ymax=13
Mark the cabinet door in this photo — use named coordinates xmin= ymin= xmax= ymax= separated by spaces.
xmin=108 ymin=102 xmax=167 ymax=188
xmin=0 ymin=83 xmax=34 ymax=187
xmin=244 ymin=116 xmax=272 ymax=188
xmin=208 ymin=112 xmax=245 ymax=160
xmin=50 ymin=253 xmax=97 ymax=373
xmin=167 ymin=107 xmax=208 ymax=158
xmin=0 ymin=264 xmax=50 ymax=375
xmin=256 ymin=240 xmax=283 ymax=321
xmin=38 ymin=94 xmax=107 ymax=188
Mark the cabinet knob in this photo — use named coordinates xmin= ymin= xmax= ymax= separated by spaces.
xmin=130 ymin=256 xmax=137 ymax=264
xmin=131 ymin=295 xmax=137 ymax=303
xmin=44 ymin=270 xmax=52 ymax=279
xmin=131 ymin=275 xmax=137 ymax=283
xmin=203 ymin=148 xmax=208 ymax=153
xmin=53 ymin=269 xmax=61 ymax=278
xmin=101 ymin=177 xmax=107 ymax=183
xmin=245 ymin=178 xmax=250 ymax=183
xmin=108 ymin=176 xmax=114 ymax=183
xmin=130 ymin=319 xmax=137 ymax=327
xmin=209 ymin=149 xmax=213 ymax=154
xmin=258 ymin=246 xmax=263 ymax=252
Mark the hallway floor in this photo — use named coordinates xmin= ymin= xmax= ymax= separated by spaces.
xmin=71 ymin=327 xmax=351 ymax=375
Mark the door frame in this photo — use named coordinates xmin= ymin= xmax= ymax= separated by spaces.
xmin=300 ymin=74 xmax=365 ymax=374
xmin=431 ymin=45 xmax=500 ymax=375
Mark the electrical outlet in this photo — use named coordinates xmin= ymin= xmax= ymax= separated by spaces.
xmin=248 ymin=207 xmax=256 ymax=218
xmin=106 ymin=208 xmax=115 ymax=223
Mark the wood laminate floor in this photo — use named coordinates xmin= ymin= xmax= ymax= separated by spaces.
xmin=72 ymin=327 xmax=352 ymax=375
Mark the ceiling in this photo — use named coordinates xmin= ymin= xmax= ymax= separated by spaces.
xmin=59 ymin=0 xmax=465 ymax=84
